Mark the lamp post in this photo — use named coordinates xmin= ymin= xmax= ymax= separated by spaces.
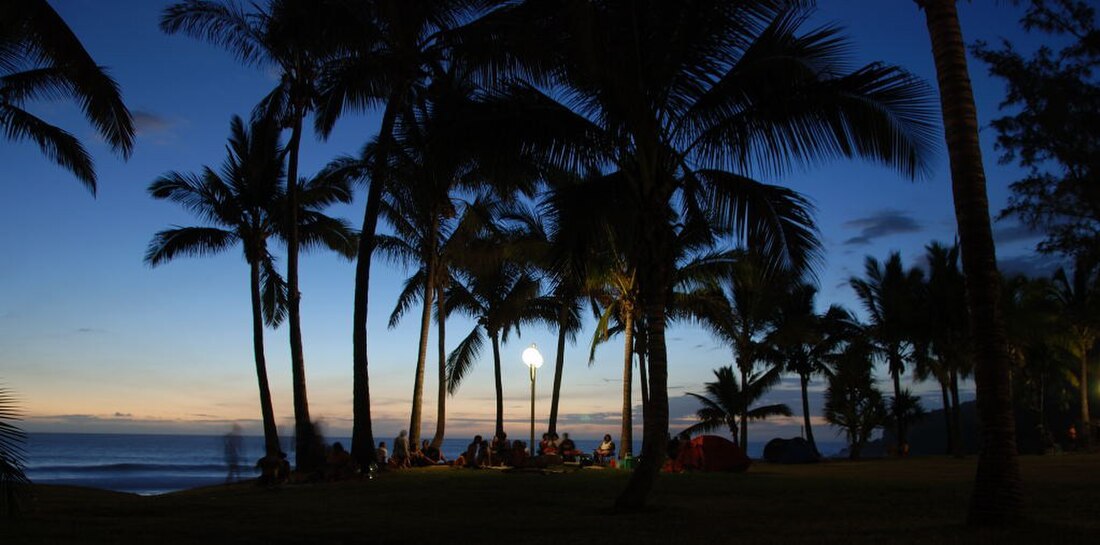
xmin=522 ymin=343 xmax=543 ymax=455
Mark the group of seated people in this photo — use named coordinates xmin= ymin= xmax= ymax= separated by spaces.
xmin=377 ymin=431 xmax=448 ymax=469
xmin=454 ymin=433 xmax=529 ymax=468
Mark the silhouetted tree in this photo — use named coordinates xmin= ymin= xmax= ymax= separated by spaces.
xmin=824 ymin=339 xmax=888 ymax=460
xmin=1 ymin=0 xmax=133 ymax=191
xmin=915 ymin=0 xmax=1023 ymax=523
xmin=683 ymin=366 xmax=792 ymax=442
xmin=0 ymin=384 xmax=30 ymax=517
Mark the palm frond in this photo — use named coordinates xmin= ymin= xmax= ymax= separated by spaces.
xmin=446 ymin=327 xmax=486 ymax=394
xmin=0 ymin=104 xmax=95 ymax=191
xmin=144 ymin=226 xmax=237 ymax=266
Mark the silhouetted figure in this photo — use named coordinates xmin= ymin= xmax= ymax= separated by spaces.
xmin=511 ymin=440 xmax=528 ymax=468
xmin=464 ymin=435 xmax=483 ymax=468
xmin=223 ymin=424 xmax=245 ymax=483
xmin=595 ymin=434 xmax=616 ymax=465
xmin=559 ymin=433 xmax=579 ymax=462
xmin=256 ymin=451 xmax=290 ymax=486
xmin=376 ymin=442 xmax=389 ymax=465
xmin=325 ymin=442 xmax=357 ymax=481
xmin=423 ymin=441 xmax=444 ymax=464
xmin=392 ymin=430 xmax=410 ymax=468
xmin=492 ymin=432 xmax=510 ymax=466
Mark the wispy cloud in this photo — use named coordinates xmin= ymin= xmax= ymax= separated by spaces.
xmin=842 ymin=209 xmax=922 ymax=246
xmin=998 ymin=252 xmax=1064 ymax=278
xmin=133 ymin=110 xmax=174 ymax=136
xmin=993 ymin=221 xmax=1042 ymax=245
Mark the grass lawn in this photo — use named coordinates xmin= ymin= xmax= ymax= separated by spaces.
xmin=7 ymin=454 xmax=1099 ymax=544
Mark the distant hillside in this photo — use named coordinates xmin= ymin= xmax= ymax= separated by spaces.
xmin=883 ymin=401 xmax=1078 ymax=456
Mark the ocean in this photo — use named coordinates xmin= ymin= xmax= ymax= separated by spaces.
xmin=24 ymin=433 xmax=847 ymax=495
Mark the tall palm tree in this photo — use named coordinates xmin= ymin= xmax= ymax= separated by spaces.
xmin=918 ymin=241 xmax=971 ymax=456
xmin=1001 ymin=274 xmax=1065 ymax=442
xmin=1051 ymin=254 xmax=1099 ymax=449
xmin=161 ymin=0 xmax=344 ymax=470
xmin=702 ymin=251 xmax=796 ymax=451
xmin=502 ymin=202 xmax=585 ymax=438
xmin=446 ymin=214 xmax=544 ymax=439
xmin=459 ymin=2 xmax=936 ymax=508
xmin=683 ymin=366 xmax=792 ymax=441
xmin=768 ymin=284 xmax=854 ymax=457
xmin=0 ymin=384 xmax=29 ymax=517
xmin=850 ymin=252 xmax=925 ymax=455
xmin=145 ymin=114 xmax=356 ymax=461
xmin=1 ymin=0 xmax=134 ymax=191
xmin=313 ymin=0 xmax=492 ymax=467
xmin=914 ymin=0 xmax=1022 ymax=523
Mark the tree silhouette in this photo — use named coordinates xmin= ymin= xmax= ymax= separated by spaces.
xmin=1 ymin=0 xmax=133 ymax=192
xmin=683 ymin=366 xmax=792 ymax=442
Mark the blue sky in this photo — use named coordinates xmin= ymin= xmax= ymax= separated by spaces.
xmin=0 ymin=1 xmax=1061 ymax=445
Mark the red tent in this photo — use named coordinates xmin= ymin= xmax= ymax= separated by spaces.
xmin=665 ymin=435 xmax=751 ymax=473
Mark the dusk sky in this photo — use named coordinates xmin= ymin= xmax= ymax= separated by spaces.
xmin=0 ymin=1 xmax=1061 ymax=444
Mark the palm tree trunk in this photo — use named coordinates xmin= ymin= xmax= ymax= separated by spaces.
xmin=891 ymin=356 xmax=905 ymax=456
xmin=548 ymin=299 xmax=569 ymax=435
xmin=919 ymin=0 xmax=1022 ymax=524
xmin=636 ymin=320 xmax=649 ymax=411
xmin=491 ymin=331 xmax=504 ymax=439
xmin=620 ymin=310 xmax=635 ymax=458
xmin=1079 ymin=347 xmax=1091 ymax=449
xmin=285 ymin=108 xmax=315 ymax=471
xmin=408 ymin=267 xmax=435 ymax=448
xmin=431 ymin=281 xmax=447 ymax=449
xmin=741 ymin=367 xmax=750 ymax=451
xmin=351 ymin=100 xmax=401 ymax=468
xmin=615 ymin=244 xmax=670 ymax=511
xmin=941 ymin=380 xmax=953 ymax=455
xmin=800 ymin=372 xmax=818 ymax=457
xmin=249 ymin=260 xmax=281 ymax=457
xmin=951 ymin=367 xmax=963 ymax=457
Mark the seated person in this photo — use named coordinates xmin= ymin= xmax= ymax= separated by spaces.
xmin=511 ymin=440 xmax=528 ymax=468
xmin=376 ymin=441 xmax=389 ymax=466
xmin=391 ymin=430 xmax=411 ymax=468
xmin=464 ymin=435 xmax=483 ymax=468
xmin=424 ymin=441 xmax=445 ymax=464
xmin=256 ymin=451 xmax=290 ymax=486
xmin=492 ymin=432 xmax=511 ymax=466
xmin=476 ymin=439 xmax=492 ymax=467
xmin=537 ymin=433 xmax=550 ymax=456
xmin=543 ymin=433 xmax=560 ymax=456
xmin=594 ymin=434 xmax=616 ymax=465
xmin=558 ymin=433 xmax=580 ymax=461
xmin=325 ymin=441 xmax=357 ymax=480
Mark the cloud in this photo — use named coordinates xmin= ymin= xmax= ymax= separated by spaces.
xmin=993 ymin=221 xmax=1043 ymax=245
xmin=113 ymin=412 xmax=132 ymax=418
xmin=133 ymin=110 xmax=173 ymax=136
xmin=842 ymin=210 xmax=923 ymax=246
xmin=75 ymin=327 xmax=104 ymax=334
xmin=998 ymin=252 xmax=1065 ymax=278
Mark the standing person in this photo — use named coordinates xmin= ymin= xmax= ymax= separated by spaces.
xmin=393 ymin=430 xmax=410 ymax=468
xmin=223 ymin=424 xmax=245 ymax=483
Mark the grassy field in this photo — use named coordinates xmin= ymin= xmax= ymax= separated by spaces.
xmin=7 ymin=454 xmax=1099 ymax=544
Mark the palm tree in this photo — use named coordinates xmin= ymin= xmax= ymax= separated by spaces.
xmin=312 ymin=0 xmax=492 ymax=468
xmin=145 ymin=114 xmax=356 ymax=461
xmin=850 ymin=252 xmax=925 ymax=456
xmin=683 ymin=366 xmax=792 ymax=441
xmin=824 ymin=337 xmax=889 ymax=460
xmin=768 ymin=284 xmax=854 ymax=457
xmin=1051 ymin=254 xmax=1099 ymax=449
xmin=1 ymin=0 xmax=134 ymax=191
xmin=446 ymin=213 xmax=544 ymax=439
xmin=701 ymin=251 xmax=796 ymax=451
xmin=1002 ymin=274 xmax=1065 ymax=443
xmin=0 ymin=384 xmax=30 ymax=517
xmin=918 ymin=241 xmax=971 ymax=456
xmin=459 ymin=1 xmax=936 ymax=508
xmin=161 ymin=0 xmax=344 ymax=471
xmin=914 ymin=0 xmax=1023 ymax=523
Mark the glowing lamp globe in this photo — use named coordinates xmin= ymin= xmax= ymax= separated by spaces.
xmin=522 ymin=344 xmax=544 ymax=369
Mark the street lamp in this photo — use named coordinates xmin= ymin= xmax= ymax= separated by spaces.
xmin=522 ymin=343 xmax=543 ymax=455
